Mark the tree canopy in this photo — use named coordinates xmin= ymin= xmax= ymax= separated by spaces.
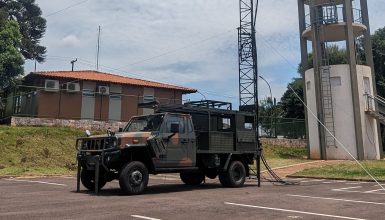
xmin=0 ymin=14 xmax=24 ymax=89
xmin=0 ymin=0 xmax=46 ymax=62
xmin=278 ymin=78 xmax=305 ymax=119
xmin=372 ymin=27 xmax=385 ymax=97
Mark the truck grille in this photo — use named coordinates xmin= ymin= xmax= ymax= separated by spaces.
xmin=77 ymin=137 xmax=116 ymax=151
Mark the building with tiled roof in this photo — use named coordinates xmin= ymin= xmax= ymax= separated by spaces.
xmin=3 ymin=70 xmax=196 ymax=123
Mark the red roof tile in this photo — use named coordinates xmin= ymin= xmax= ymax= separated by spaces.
xmin=27 ymin=70 xmax=196 ymax=93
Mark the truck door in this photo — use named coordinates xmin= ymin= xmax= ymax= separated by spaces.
xmin=164 ymin=115 xmax=191 ymax=167
xmin=185 ymin=116 xmax=196 ymax=166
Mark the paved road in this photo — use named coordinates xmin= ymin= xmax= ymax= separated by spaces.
xmin=0 ymin=175 xmax=384 ymax=220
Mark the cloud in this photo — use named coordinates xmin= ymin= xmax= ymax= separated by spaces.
xmin=59 ymin=35 xmax=80 ymax=47
xmin=26 ymin=0 xmax=385 ymax=106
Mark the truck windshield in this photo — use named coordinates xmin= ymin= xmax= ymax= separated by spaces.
xmin=124 ymin=114 xmax=164 ymax=132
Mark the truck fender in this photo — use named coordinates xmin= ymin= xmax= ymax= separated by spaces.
xmin=122 ymin=145 xmax=156 ymax=173
xmin=222 ymin=153 xmax=233 ymax=172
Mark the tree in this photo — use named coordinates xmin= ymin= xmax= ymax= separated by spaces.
xmin=0 ymin=0 xmax=46 ymax=62
xmin=299 ymin=45 xmax=348 ymax=72
xmin=278 ymin=78 xmax=305 ymax=119
xmin=0 ymin=14 xmax=24 ymax=89
xmin=259 ymin=97 xmax=273 ymax=136
xmin=371 ymin=27 xmax=385 ymax=97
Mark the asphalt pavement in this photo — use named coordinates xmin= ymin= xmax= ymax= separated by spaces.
xmin=0 ymin=174 xmax=384 ymax=220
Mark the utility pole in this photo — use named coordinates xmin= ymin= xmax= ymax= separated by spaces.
xmin=259 ymin=75 xmax=273 ymax=137
xmin=96 ymin=26 xmax=101 ymax=71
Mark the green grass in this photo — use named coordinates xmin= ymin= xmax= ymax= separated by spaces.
xmin=292 ymin=160 xmax=385 ymax=181
xmin=261 ymin=145 xmax=309 ymax=169
xmin=0 ymin=125 xmax=310 ymax=176
xmin=0 ymin=125 xmax=87 ymax=176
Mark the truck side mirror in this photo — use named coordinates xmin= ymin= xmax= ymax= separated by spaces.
xmin=170 ymin=123 xmax=179 ymax=133
xmin=118 ymin=127 xmax=123 ymax=132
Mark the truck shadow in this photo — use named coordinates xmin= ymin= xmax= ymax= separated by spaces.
xmin=73 ymin=183 xmax=257 ymax=196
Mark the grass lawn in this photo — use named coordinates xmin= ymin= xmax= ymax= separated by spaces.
xmin=292 ymin=160 xmax=385 ymax=181
xmin=0 ymin=125 xmax=87 ymax=177
xmin=0 ymin=125 xmax=310 ymax=176
xmin=261 ymin=145 xmax=309 ymax=169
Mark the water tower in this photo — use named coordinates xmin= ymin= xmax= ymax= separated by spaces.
xmin=297 ymin=0 xmax=382 ymax=160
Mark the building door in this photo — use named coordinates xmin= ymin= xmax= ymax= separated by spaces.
xmin=81 ymin=81 xmax=96 ymax=120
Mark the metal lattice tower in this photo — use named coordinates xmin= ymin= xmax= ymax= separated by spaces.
xmin=238 ymin=0 xmax=258 ymax=112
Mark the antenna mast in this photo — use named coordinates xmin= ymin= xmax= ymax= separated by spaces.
xmin=96 ymin=25 xmax=101 ymax=71
xmin=238 ymin=0 xmax=260 ymax=186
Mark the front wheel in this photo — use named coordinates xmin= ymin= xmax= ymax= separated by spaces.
xmin=80 ymin=169 xmax=106 ymax=191
xmin=119 ymin=161 xmax=149 ymax=195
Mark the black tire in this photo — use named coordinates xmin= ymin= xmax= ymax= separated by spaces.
xmin=220 ymin=161 xmax=246 ymax=188
xmin=119 ymin=161 xmax=149 ymax=195
xmin=205 ymin=168 xmax=218 ymax=179
xmin=180 ymin=171 xmax=205 ymax=186
xmin=218 ymin=172 xmax=229 ymax=187
xmin=80 ymin=169 xmax=107 ymax=191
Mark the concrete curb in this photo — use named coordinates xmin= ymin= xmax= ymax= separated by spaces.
xmin=288 ymin=174 xmax=385 ymax=182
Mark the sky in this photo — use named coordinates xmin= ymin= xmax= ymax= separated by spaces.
xmin=25 ymin=0 xmax=385 ymax=108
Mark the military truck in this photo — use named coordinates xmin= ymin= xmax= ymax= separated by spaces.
xmin=76 ymin=100 xmax=259 ymax=195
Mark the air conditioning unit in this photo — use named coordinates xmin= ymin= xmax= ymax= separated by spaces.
xmin=98 ymin=86 xmax=110 ymax=95
xmin=45 ymin=80 xmax=59 ymax=91
xmin=65 ymin=82 xmax=80 ymax=92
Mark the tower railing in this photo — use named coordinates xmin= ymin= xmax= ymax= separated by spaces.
xmin=305 ymin=7 xmax=362 ymax=28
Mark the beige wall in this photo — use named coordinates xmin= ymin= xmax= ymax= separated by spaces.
xmin=30 ymin=77 xmax=190 ymax=122
xmin=121 ymin=85 xmax=142 ymax=121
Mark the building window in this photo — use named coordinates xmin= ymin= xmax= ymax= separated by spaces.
xmin=110 ymin=91 xmax=122 ymax=100
xmin=82 ymin=89 xmax=95 ymax=97
xmin=14 ymin=96 xmax=22 ymax=114
xmin=363 ymin=77 xmax=371 ymax=95
xmin=330 ymin=76 xmax=341 ymax=87
xmin=306 ymin=81 xmax=311 ymax=90
xmin=143 ymin=95 xmax=154 ymax=103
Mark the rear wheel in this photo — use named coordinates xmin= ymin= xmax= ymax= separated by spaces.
xmin=180 ymin=171 xmax=205 ymax=186
xmin=119 ymin=161 xmax=149 ymax=195
xmin=80 ymin=169 xmax=106 ymax=191
xmin=219 ymin=161 xmax=246 ymax=188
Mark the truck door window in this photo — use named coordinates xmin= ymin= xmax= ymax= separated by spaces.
xmin=166 ymin=116 xmax=185 ymax=133
xmin=244 ymin=116 xmax=254 ymax=130
xmin=222 ymin=118 xmax=231 ymax=130
xmin=186 ymin=117 xmax=194 ymax=133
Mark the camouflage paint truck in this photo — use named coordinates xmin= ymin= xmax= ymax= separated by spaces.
xmin=76 ymin=101 xmax=258 ymax=195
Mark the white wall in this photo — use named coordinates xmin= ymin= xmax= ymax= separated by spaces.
xmin=356 ymin=65 xmax=380 ymax=160
xmin=304 ymin=64 xmax=380 ymax=160
xmin=328 ymin=65 xmax=357 ymax=160
xmin=304 ymin=69 xmax=321 ymax=159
